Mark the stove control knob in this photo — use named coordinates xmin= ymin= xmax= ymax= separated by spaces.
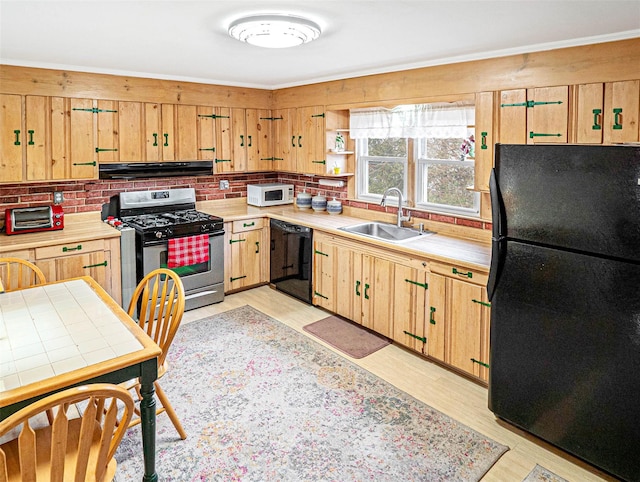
xmin=155 ymin=231 xmax=164 ymax=239
xmin=201 ymin=224 xmax=210 ymax=233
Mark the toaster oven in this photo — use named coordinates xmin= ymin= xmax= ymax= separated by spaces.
xmin=5 ymin=205 xmax=64 ymax=235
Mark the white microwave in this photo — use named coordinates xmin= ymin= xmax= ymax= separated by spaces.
xmin=247 ymin=183 xmax=294 ymax=207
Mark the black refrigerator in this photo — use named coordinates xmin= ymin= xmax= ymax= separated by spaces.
xmin=487 ymin=144 xmax=640 ymax=482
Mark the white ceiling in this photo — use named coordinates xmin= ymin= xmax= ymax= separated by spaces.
xmin=1 ymin=0 xmax=639 ymax=90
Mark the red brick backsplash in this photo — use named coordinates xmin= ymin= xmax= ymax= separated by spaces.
xmin=0 ymin=172 xmax=491 ymax=232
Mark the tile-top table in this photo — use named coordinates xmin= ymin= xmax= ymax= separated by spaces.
xmin=0 ymin=276 xmax=161 ymax=482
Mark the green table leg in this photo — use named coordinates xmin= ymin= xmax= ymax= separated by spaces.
xmin=140 ymin=361 xmax=158 ymax=482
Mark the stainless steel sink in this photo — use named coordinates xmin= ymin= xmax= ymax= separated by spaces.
xmin=338 ymin=222 xmax=434 ymax=243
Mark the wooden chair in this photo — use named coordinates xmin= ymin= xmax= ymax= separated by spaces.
xmin=127 ymin=268 xmax=187 ymax=440
xmin=0 ymin=383 xmax=134 ymax=482
xmin=0 ymin=257 xmax=46 ymax=292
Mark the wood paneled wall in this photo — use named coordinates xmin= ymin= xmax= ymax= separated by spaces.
xmin=2 ymin=38 xmax=639 ymax=110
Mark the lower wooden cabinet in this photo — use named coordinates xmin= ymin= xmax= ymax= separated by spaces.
xmin=224 ymin=218 xmax=268 ymax=292
xmin=313 ymin=231 xmax=491 ymax=383
xmin=1 ymin=237 xmax=121 ymax=304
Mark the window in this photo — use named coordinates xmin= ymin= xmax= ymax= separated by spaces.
xmin=356 ymin=137 xmax=408 ymax=204
xmin=351 ymin=102 xmax=478 ymax=216
xmin=415 ymin=131 xmax=479 ymax=216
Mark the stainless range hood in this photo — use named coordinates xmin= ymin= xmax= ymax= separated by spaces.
xmin=99 ymin=161 xmax=213 ymax=179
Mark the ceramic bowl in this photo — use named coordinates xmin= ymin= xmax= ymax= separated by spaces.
xmin=327 ymin=198 xmax=342 ymax=215
xmin=296 ymin=191 xmax=312 ymax=209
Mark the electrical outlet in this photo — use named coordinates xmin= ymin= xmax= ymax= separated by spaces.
xmin=53 ymin=192 xmax=64 ymax=204
xmin=219 ymin=180 xmax=230 ymax=190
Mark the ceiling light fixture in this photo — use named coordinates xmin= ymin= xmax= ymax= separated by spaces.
xmin=228 ymin=14 xmax=321 ymax=49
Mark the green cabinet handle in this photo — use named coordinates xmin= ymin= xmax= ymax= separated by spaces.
xmin=13 ymin=130 xmax=20 ymax=146
xmin=152 ymin=133 xmax=158 ymax=146
xmin=592 ymin=109 xmax=602 ymax=130
xmin=215 ymin=159 xmax=231 ymax=163
xmin=163 ymin=133 xmax=169 ymax=147
xmin=72 ymin=107 xmax=117 ymax=114
xmin=315 ymin=249 xmax=328 ymax=257
xmin=62 ymin=244 xmax=82 ymax=252
xmin=314 ymin=291 xmax=328 ymax=300
xmin=230 ymin=275 xmax=247 ymax=283
xmin=452 ymin=267 xmax=472 ymax=278
xmin=229 ymin=238 xmax=246 ymax=244
xmin=405 ymin=278 xmax=428 ymax=289
xmin=472 ymin=299 xmax=492 ymax=307
xmin=199 ymin=147 xmax=215 ymax=152
xmin=298 ymin=136 xmax=302 ymax=148
xmin=240 ymin=135 xmax=245 ymax=147
xmin=255 ymin=241 xmax=260 ymax=254
xmin=292 ymin=136 xmax=296 ymax=147
xmin=403 ymin=330 xmax=426 ymax=343
xmin=471 ymin=358 xmax=489 ymax=368
xmin=529 ymin=132 xmax=562 ymax=139
xmin=243 ymin=221 xmax=255 ymax=227
xmin=311 ymin=113 xmax=325 ymax=118
xmin=83 ymin=261 xmax=108 ymax=269
xmin=312 ymin=160 xmax=326 ymax=165
xmin=429 ymin=307 xmax=436 ymax=325
xmin=73 ymin=161 xmax=96 ymax=166
xmin=248 ymin=135 xmax=252 ymax=147
xmin=613 ymin=108 xmax=623 ymax=130
xmin=28 ymin=130 xmax=34 ymax=146
xmin=501 ymin=100 xmax=562 ymax=108
xmin=95 ymin=147 xmax=118 ymax=153
xmin=364 ymin=283 xmax=370 ymax=300
xmin=480 ymin=131 xmax=488 ymax=150
xmin=355 ymin=280 xmax=361 ymax=296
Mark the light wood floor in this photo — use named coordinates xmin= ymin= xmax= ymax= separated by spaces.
xmin=183 ymin=285 xmax=618 ymax=482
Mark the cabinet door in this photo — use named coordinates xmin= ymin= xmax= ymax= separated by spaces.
xmin=575 ymin=83 xmax=605 ymax=144
xmin=69 ymin=98 xmax=97 ymax=179
xmin=214 ymin=107 xmax=234 ymax=172
xmin=246 ymin=109 xmax=272 ymax=172
xmin=145 ymin=103 xmax=162 ymax=161
xmin=296 ymin=106 xmax=326 ymax=175
xmin=498 ymin=89 xmax=527 ymax=144
xmin=361 ymin=255 xmax=394 ymax=338
xmin=196 ymin=106 xmax=216 ymax=160
xmin=446 ymin=278 xmax=484 ymax=378
xmin=175 ymin=104 xmax=198 ymax=161
xmin=96 ymin=100 xmax=119 ymax=163
xmin=392 ymin=263 xmax=429 ymax=353
xmin=160 ymin=104 xmax=176 ymax=161
xmin=228 ymin=229 xmax=263 ymax=290
xmin=603 ymin=80 xmax=640 ymax=144
xmin=118 ymin=101 xmax=144 ymax=162
xmin=0 ymin=94 xmax=24 ymax=183
xmin=272 ymin=108 xmax=296 ymax=172
xmin=474 ymin=91 xmax=494 ymax=191
xmin=49 ymin=97 xmax=68 ymax=180
xmin=230 ymin=107 xmax=247 ymax=171
xmin=526 ymin=86 xmax=568 ymax=143
xmin=427 ymin=273 xmax=446 ymax=362
xmin=312 ymin=236 xmax=337 ymax=312
xmin=25 ymin=95 xmax=47 ymax=180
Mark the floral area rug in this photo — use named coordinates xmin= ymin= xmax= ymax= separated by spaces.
xmin=114 ymin=305 xmax=509 ymax=481
xmin=523 ymin=464 xmax=569 ymax=482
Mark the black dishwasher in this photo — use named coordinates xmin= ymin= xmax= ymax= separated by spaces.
xmin=270 ymin=219 xmax=313 ymax=304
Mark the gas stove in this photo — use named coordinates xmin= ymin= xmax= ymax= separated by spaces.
xmin=123 ymin=210 xmax=223 ymax=244
xmin=113 ymin=188 xmax=224 ymax=245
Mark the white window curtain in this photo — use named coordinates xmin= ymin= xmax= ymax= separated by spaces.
xmin=349 ymin=102 xmax=474 ymax=139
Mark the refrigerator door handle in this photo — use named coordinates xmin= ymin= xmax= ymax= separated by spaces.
xmin=487 ymin=237 xmax=505 ymax=301
xmin=487 ymin=168 xmax=507 ymax=301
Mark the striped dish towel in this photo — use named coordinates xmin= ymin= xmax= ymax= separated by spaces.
xmin=167 ymin=234 xmax=210 ymax=268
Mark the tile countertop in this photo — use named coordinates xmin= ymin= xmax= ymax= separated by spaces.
xmin=197 ymin=199 xmax=492 ymax=271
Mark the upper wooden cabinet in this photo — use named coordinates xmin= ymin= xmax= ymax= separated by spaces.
xmin=296 ymin=106 xmax=327 ymax=175
xmin=574 ymin=80 xmax=640 ymax=144
xmin=246 ymin=109 xmax=273 ymax=172
xmin=271 ymin=108 xmax=298 ymax=173
xmin=474 ymin=92 xmax=495 ymax=192
xmin=499 ymin=86 xmax=569 ymax=144
xmin=217 ymin=108 xmax=274 ymax=173
xmin=0 ymin=94 xmax=23 ymax=183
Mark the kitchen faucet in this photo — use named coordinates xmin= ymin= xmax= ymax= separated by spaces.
xmin=380 ymin=187 xmax=411 ymax=227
